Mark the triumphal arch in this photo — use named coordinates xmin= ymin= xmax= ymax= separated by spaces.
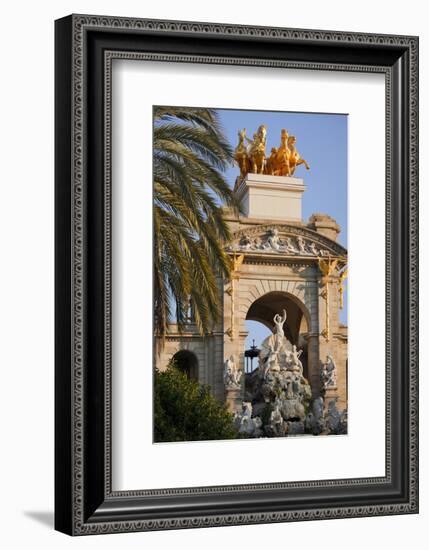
xmin=156 ymin=126 xmax=348 ymax=424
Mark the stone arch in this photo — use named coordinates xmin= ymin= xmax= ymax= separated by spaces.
xmin=245 ymin=290 xmax=312 ymax=346
xmin=171 ymin=349 xmax=199 ymax=381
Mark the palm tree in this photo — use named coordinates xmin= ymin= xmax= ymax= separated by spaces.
xmin=153 ymin=107 xmax=239 ymax=340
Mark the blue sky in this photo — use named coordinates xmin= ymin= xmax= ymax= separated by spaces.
xmin=216 ymin=108 xmax=348 ymax=348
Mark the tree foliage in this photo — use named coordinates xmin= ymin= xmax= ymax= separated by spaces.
xmin=154 ymin=366 xmax=237 ymax=442
xmin=153 ymin=107 xmax=240 ymax=340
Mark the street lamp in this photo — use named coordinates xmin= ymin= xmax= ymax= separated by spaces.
xmin=244 ymin=339 xmax=260 ymax=373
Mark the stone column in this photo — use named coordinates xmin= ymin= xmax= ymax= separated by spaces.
xmin=306 ymin=332 xmax=321 ymax=397
xmin=317 ymin=275 xmax=345 ymax=408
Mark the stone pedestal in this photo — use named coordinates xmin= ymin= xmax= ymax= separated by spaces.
xmin=324 ymin=386 xmax=339 ymax=404
xmin=235 ymin=174 xmax=305 ymax=222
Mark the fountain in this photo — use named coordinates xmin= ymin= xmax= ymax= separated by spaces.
xmin=235 ymin=310 xmax=347 ymax=437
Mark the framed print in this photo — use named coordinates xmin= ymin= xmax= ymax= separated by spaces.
xmin=55 ymin=14 xmax=418 ymax=535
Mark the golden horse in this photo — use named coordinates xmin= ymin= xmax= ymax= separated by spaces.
xmin=234 ymin=128 xmax=250 ymax=178
xmin=235 ymin=125 xmax=310 ymax=179
xmin=287 ymin=135 xmax=310 ymax=175
xmin=247 ymin=125 xmax=267 ymax=174
xmin=266 ymin=147 xmax=278 ymax=175
xmin=273 ymin=129 xmax=291 ymax=176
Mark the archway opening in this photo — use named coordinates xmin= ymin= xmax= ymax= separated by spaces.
xmin=244 ymin=320 xmax=271 ymax=373
xmin=172 ymin=350 xmax=199 ymax=381
xmin=244 ymin=291 xmax=310 ymax=380
xmin=246 ymin=291 xmax=309 ymax=344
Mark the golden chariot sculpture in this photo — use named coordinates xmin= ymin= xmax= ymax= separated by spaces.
xmin=234 ymin=125 xmax=310 ymax=189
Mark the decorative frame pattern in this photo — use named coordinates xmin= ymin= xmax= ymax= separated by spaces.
xmin=55 ymin=14 xmax=418 ymax=535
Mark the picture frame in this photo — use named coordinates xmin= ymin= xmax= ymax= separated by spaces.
xmin=55 ymin=14 xmax=418 ymax=535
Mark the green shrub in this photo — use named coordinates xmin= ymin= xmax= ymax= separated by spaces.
xmin=154 ymin=365 xmax=237 ymax=442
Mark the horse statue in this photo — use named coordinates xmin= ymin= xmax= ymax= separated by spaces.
xmin=234 ymin=125 xmax=309 ymax=179
xmin=266 ymin=147 xmax=278 ymax=175
xmin=287 ymin=135 xmax=310 ymax=175
xmin=273 ymin=128 xmax=291 ymax=176
xmin=234 ymin=128 xmax=250 ymax=179
xmin=247 ymin=124 xmax=267 ymax=174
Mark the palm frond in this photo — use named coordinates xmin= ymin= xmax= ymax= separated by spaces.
xmin=153 ymin=107 xmax=239 ymax=340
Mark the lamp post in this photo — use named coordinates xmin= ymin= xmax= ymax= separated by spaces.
xmin=244 ymin=339 xmax=260 ymax=373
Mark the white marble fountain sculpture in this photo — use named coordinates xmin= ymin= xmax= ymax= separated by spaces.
xmin=249 ymin=310 xmax=313 ymax=436
xmin=234 ymin=310 xmax=347 ymax=437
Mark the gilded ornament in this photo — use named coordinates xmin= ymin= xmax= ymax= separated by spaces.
xmin=234 ymin=126 xmax=310 ymax=179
